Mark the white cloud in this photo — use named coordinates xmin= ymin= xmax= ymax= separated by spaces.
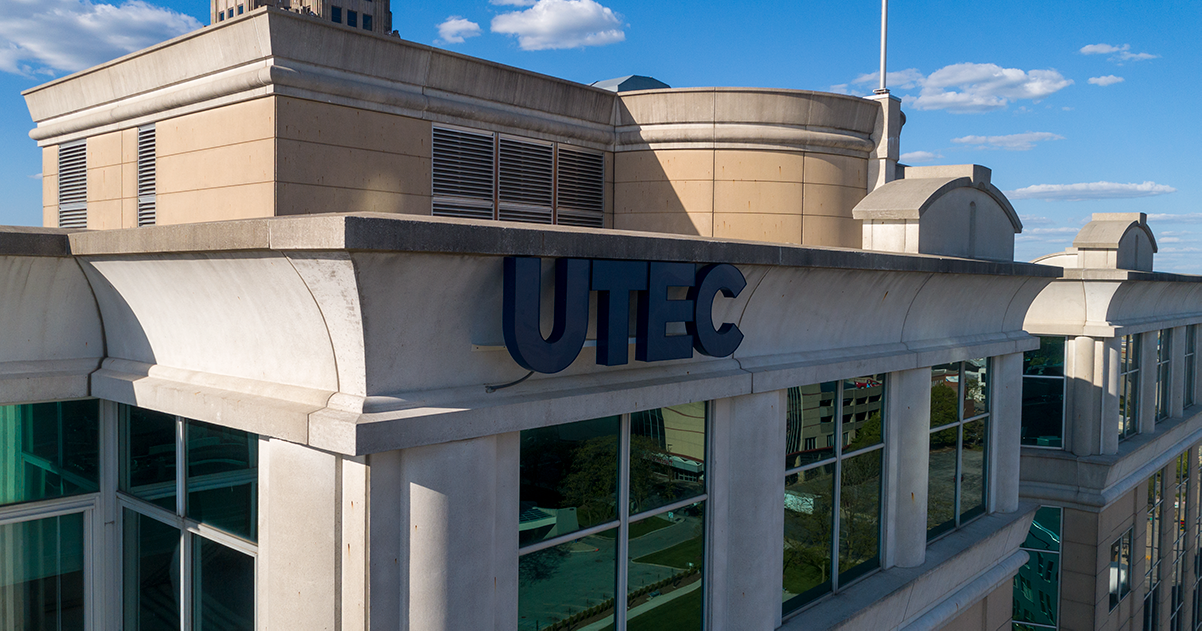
xmin=899 ymin=150 xmax=942 ymax=163
xmin=1024 ymin=227 xmax=1081 ymax=235
xmin=437 ymin=16 xmax=482 ymax=43
xmin=1007 ymin=181 xmax=1177 ymax=201
xmin=491 ymin=0 xmax=624 ymax=51
xmin=1160 ymin=237 xmax=1182 ymax=244
xmin=27 ymin=173 xmax=42 ymax=180
xmin=1149 ymin=213 xmax=1202 ymax=224
xmin=1088 ymin=75 xmax=1124 ymax=86
xmin=1079 ymin=43 xmax=1158 ymax=62
xmin=0 ymin=0 xmax=200 ymax=76
xmin=909 ymin=63 xmax=1073 ymax=113
xmin=1019 ymin=215 xmax=1056 ymax=226
xmin=850 ymin=68 xmax=925 ymax=90
xmin=491 ymin=0 xmax=537 ymax=5
xmin=952 ymin=131 xmax=1064 ymax=151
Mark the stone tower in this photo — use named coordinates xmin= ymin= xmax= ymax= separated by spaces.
xmin=211 ymin=0 xmax=392 ymax=35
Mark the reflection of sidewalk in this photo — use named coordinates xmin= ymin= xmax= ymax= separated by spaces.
xmin=576 ymin=579 xmax=702 ymax=631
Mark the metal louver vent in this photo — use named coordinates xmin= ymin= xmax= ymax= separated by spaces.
xmin=57 ymin=140 xmax=87 ymax=229
xmin=432 ymin=126 xmax=496 ymax=220
xmin=555 ymin=147 xmax=604 ymax=228
xmin=137 ymin=126 xmax=156 ymax=227
xmin=498 ymin=137 xmax=553 ymax=225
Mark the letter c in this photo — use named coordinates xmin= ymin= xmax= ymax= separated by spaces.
xmin=687 ymin=263 xmax=745 ymax=357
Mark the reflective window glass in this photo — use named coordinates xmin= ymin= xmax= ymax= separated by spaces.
xmin=783 ymin=465 xmax=834 ymax=608
xmin=786 ymin=382 xmax=836 ymax=468
xmin=122 ymin=406 xmax=178 ymax=511
xmin=1023 ymin=506 xmax=1063 ymax=551
xmin=839 ymin=450 xmax=881 ymax=582
xmin=519 ymin=416 xmax=620 ymax=546
xmin=928 ymin=360 xmax=990 ymax=538
xmin=963 ymin=359 xmax=989 ymax=419
xmin=930 ymin=363 xmax=960 ymax=429
xmin=518 ymin=527 xmax=616 ymax=631
xmin=1021 ymin=376 xmax=1065 ymax=448
xmin=630 ymin=402 xmax=706 ymax=515
xmin=1024 ymin=337 xmax=1065 ymax=377
xmin=123 ymin=509 xmax=181 ymax=631
xmin=187 ymin=421 xmax=258 ymax=541
xmin=1013 ymin=550 xmax=1059 ymax=627
xmin=961 ymin=419 xmax=987 ymax=522
xmin=842 ymin=376 xmax=883 ymax=451
xmin=0 ymin=512 xmax=86 ymax=629
xmin=192 ymin=537 xmax=254 ymax=631
xmin=0 ymin=400 xmax=99 ymax=508
xmin=626 ymin=502 xmax=705 ymax=630
xmin=927 ymin=429 xmax=957 ymax=537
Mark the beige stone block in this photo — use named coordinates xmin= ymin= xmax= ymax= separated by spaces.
xmin=613 ymin=211 xmax=712 ymax=237
xmin=157 ymin=183 xmax=274 ymax=225
xmin=42 ymin=146 xmax=58 ymax=177
xmin=87 ymin=165 xmax=122 ymax=202
xmin=157 ymin=97 xmax=275 ymax=156
xmin=42 ymin=205 xmax=56 ymax=228
xmin=603 ymin=151 xmax=614 ymax=183
xmin=1059 ymin=599 xmax=1096 ymax=630
xmin=1060 ymin=568 xmax=1097 ymax=606
xmin=277 ymin=97 xmax=430 ymax=158
xmin=121 ymin=160 xmax=138 ymax=200
xmin=713 ymin=149 xmax=804 ymax=183
xmin=804 ymin=153 xmax=868 ymax=188
xmin=121 ymin=127 xmax=138 ymax=164
xmin=983 ymin=584 xmax=1012 ymax=631
xmin=939 ymin=598 xmax=983 ymax=631
xmin=121 ymin=198 xmax=138 ymax=229
xmin=43 ymin=174 xmax=57 ymax=211
xmin=86 ymin=200 xmax=123 ymax=230
xmin=614 ymin=180 xmax=713 ymax=214
xmin=86 ymin=130 xmax=123 ymax=168
xmin=614 ymin=150 xmax=714 ymax=183
xmin=802 ymin=215 xmax=862 ymax=248
xmin=714 ymin=180 xmax=804 ymax=215
xmin=276 ymin=182 xmax=431 ymax=216
xmin=713 ymin=212 xmax=802 ymax=244
xmin=618 ymin=90 xmax=715 ymax=126
xmin=277 ymin=139 xmax=431 ymax=196
xmin=1064 ymin=508 xmax=1100 ymax=545
xmin=157 ymin=139 xmax=274 ymax=194
xmin=803 ymin=183 xmax=866 ymax=219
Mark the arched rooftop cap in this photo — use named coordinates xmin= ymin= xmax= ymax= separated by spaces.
xmin=852 ymin=164 xmax=1022 ymax=233
xmin=1073 ymin=212 xmax=1158 ymax=252
xmin=590 ymin=75 xmax=671 ymax=92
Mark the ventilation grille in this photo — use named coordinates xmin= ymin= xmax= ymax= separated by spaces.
xmin=57 ymin=140 xmax=87 ymax=229
xmin=137 ymin=126 xmax=156 ymax=227
xmin=556 ymin=147 xmax=604 ymax=228
xmin=432 ymin=127 xmax=495 ymax=219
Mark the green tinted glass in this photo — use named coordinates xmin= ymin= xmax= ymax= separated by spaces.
xmin=0 ymin=400 xmax=99 ymax=507
xmin=927 ymin=428 xmax=957 ymax=538
xmin=193 ymin=537 xmax=254 ymax=631
xmin=930 ymin=364 xmax=960 ymax=429
xmin=1023 ymin=507 xmax=1062 ymax=551
xmin=960 ymin=419 xmax=988 ymax=523
xmin=842 ymin=375 xmax=885 ymax=452
xmin=123 ymin=509 xmax=181 ymax=631
xmin=1024 ymin=337 xmax=1065 ymax=376
xmin=783 ymin=464 xmax=834 ymax=612
xmin=839 ymin=450 xmax=881 ymax=581
xmin=518 ymin=527 xmax=616 ymax=631
xmin=0 ymin=512 xmax=86 ymax=629
xmin=630 ymin=402 xmax=706 ymax=516
xmin=1012 ymin=550 xmax=1059 ymax=627
xmin=1021 ymin=377 xmax=1064 ymax=448
xmin=520 ymin=417 xmax=620 ymax=546
xmin=786 ymin=382 xmax=836 ymax=468
xmin=122 ymin=406 xmax=178 ymax=511
xmin=626 ymin=502 xmax=705 ymax=631
xmin=187 ymin=421 xmax=258 ymax=541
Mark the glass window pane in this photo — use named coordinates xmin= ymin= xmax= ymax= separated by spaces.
xmin=1023 ymin=507 xmax=1062 ymax=551
xmin=930 ymin=364 xmax=960 ymax=429
xmin=786 ymin=383 xmax=836 ymax=469
xmin=1012 ymin=550 xmax=1059 ymax=626
xmin=0 ymin=400 xmax=99 ymax=507
xmin=520 ymin=417 xmax=620 ymax=547
xmin=630 ymin=402 xmax=706 ymax=515
xmin=187 ymin=421 xmax=258 ymax=541
xmin=783 ymin=464 xmax=834 ymax=612
xmin=192 ymin=537 xmax=254 ymax=631
xmin=839 ymin=449 xmax=881 ymax=582
xmin=963 ymin=359 xmax=989 ymax=419
xmin=0 ymin=512 xmax=86 ymax=629
xmin=1110 ymin=537 xmax=1122 ymax=609
xmin=1024 ymin=337 xmax=1065 ymax=377
xmin=842 ymin=376 xmax=884 ymax=452
xmin=518 ymin=528 xmax=616 ymax=631
xmin=123 ymin=509 xmax=181 ymax=631
xmin=1021 ymin=377 xmax=1065 ymax=448
xmin=961 ymin=419 xmax=988 ymax=522
xmin=122 ymin=406 xmax=178 ymax=511
xmin=626 ymin=502 xmax=704 ymax=631
xmin=928 ymin=426 xmax=958 ymax=537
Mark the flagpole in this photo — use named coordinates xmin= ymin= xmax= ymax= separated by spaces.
xmin=875 ymin=0 xmax=889 ymax=94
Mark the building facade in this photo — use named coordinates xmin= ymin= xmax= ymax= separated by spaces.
xmin=5 ymin=7 xmax=1202 ymax=631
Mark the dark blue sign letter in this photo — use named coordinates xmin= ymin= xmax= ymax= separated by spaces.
xmin=636 ymin=262 xmax=696 ymax=362
xmin=503 ymin=257 xmax=591 ymax=374
xmin=591 ymin=260 xmax=648 ymax=366
xmin=687 ymin=263 xmax=746 ymax=357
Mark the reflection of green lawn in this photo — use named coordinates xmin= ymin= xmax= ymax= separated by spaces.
xmin=599 ymin=585 xmax=703 ymax=631
xmin=782 ymin=561 xmax=825 ymax=594
xmin=633 ymin=536 xmax=701 ymax=569
xmin=597 ymin=516 xmax=673 ymax=540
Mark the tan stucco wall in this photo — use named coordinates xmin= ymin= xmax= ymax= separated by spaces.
xmin=156 ymin=97 xmax=276 ymax=225
xmin=275 ymin=96 xmax=432 ymax=217
xmin=939 ymin=580 xmax=1013 ymax=631
xmin=612 ymin=149 xmax=866 ymax=247
xmin=41 ymin=146 xmax=56 ymax=228
xmin=41 ymin=127 xmax=142 ymax=230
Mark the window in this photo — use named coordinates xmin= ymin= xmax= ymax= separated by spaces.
xmin=432 ymin=125 xmax=606 ymax=228
xmin=0 ymin=400 xmax=99 ymax=627
xmin=237 ymin=4 xmax=243 ymax=14
xmin=1146 ymin=471 xmax=1164 ymax=631
xmin=1171 ymin=454 xmax=1190 ymax=630
xmin=1022 ymin=337 xmax=1065 ymax=448
xmin=783 ymin=375 xmax=884 ymax=615
xmin=227 ymin=8 xmax=233 ymax=18
xmin=347 ymin=10 xmax=357 ymax=27
xmin=363 ymin=14 xmax=372 ymax=30
xmin=1120 ymin=335 xmax=1141 ymax=440
xmin=218 ymin=12 xmax=224 ymax=21
xmin=1193 ymin=447 xmax=1202 ymax=629
xmin=1012 ymin=506 xmax=1062 ymax=629
xmin=137 ymin=125 xmax=156 ymax=227
xmin=331 ymin=6 xmax=341 ymax=23
xmin=928 ymin=359 xmax=989 ymax=538
xmin=1186 ymin=326 xmax=1196 ymax=409
xmin=119 ymin=405 xmax=258 ymax=631
xmin=518 ymin=403 xmax=708 ymax=630
xmin=1111 ymin=528 xmax=1134 ymax=610
xmin=1158 ymin=329 xmax=1173 ymax=422
xmin=57 ymin=139 xmax=87 ymax=229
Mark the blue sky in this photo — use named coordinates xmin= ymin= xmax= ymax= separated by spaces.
xmin=1 ymin=0 xmax=1198 ymax=270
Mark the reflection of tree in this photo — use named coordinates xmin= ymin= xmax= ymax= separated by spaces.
xmin=1024 ymin=337 xmax=1064 ymax=376
xmin=560 ymin=436 xmax=620 ymax=526
xmin=519 ymin=545 xmax=570 ymax=585
xmin=783 ymin=471 xmax=832 ymax=596
xmin=838 ymin=450 xmax=880 ymax=573
xmin=930 ymin=383 xmax=958 ymax=432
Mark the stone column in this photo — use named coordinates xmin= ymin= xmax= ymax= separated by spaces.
xmin=883 ymin=367 xmax=931 ymax=568
xmin=1140 ymin=330 xmax=1159 ymax=434
xmin=1172 ymin=326 xmax=1187 ymax=418
xmin=989 ymin=352 xmax=1023 ymax=514
xmin=866 ymin=93 xmax=902 ymax=193
xmin=707 ymin=390 xmax=786 ymax=631
xmin=1098 ymin=337 xmax=1121 ymax=455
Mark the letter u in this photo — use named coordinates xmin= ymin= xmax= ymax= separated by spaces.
xmin=502 ymin=257 xmax=591 ymax=374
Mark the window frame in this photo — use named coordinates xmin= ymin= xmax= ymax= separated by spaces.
xmin=1120 ymin=335 xmax=1142 ymax=440
xmin=1021 ymin=336 xmax=1067 ymax=450
xmin=927 ymin=360 xmax=991 ymax=540
xmin=1111 ymin=527 xmax=1134 ymax=611
xmin=1185 ymin=326 xmax=1197 ymax=409
xmin=1157 ymin=329 xmax=1173 ymax=422
xmin=1146 ymin=470 xmax=1165 ymax=631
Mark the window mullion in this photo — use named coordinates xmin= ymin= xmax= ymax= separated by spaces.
xmin=616 ymin=413 xmax=631 ymax=631
xmin=955 ymin=363 xmax=966 ymax=527
xmin=831 ymin=381 xmax=843 ymax=592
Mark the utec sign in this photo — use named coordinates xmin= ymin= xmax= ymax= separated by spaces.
xmin=502 ymin=257 xmax=746 ymax=374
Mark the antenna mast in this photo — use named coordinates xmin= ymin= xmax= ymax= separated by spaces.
xmin=875 ymin=0 xmax=889 ymax=94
